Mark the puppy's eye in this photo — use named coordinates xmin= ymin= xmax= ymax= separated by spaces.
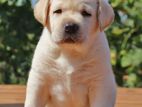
xmin=81 ymin=10 xmax=92 ymax=17
xmin=53 ymin=9 xmax=62 ymax=14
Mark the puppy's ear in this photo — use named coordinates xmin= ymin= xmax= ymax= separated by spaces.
xmin=97 ymin=0 xmax=114 ymax=31
xmin=34 ymin=0 xmax=50 ymax=26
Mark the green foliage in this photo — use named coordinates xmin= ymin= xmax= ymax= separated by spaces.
xmin=108 ymin=0 xmax=142 ymax=87
xmin=0 ymin=0 xmax=142 ymax=87
xmin=0 ymin=0 xmax=42 ymax=84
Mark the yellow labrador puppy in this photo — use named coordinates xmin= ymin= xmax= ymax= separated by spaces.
xmin=25 ymin=0 xmax=117 ymax=107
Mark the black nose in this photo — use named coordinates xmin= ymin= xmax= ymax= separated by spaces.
xmin=64 ymin=23 xmax=79 ymax=34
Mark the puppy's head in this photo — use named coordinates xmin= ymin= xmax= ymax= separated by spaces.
xmin=34 ymin=0 xmax=114 ymax=44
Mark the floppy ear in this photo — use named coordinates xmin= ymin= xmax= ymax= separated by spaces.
xmin=98 ymin=0 xmax=114 ymax=31
xmin=34 ymin=0 xmax=50 ymax=26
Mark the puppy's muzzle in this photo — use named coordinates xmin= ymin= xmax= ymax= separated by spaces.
xmin=64 ymin=23 xmax=79 ymax=34
xmin=62 ymin=23 xmax=81 ymax=43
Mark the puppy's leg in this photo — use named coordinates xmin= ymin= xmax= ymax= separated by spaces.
xmin=25 ymin=70 xmax=48 ymax=107
xmin=89 ymin=76 xmax=116 ymax=107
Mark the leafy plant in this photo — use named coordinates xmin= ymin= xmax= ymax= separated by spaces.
xmin=0 ymin=0 xmax=142 ymax=87
xmin=0 ymin=0 xmax=42 ymax=84
xmin=108 ymin=0 xmax=142 ymax=87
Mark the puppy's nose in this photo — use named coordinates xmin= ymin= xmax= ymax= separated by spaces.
xmin=64 ymin=23 xmax=79 ymax=34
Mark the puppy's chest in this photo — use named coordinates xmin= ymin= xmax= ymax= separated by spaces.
xmin=47 ymin=57 xmax=96 ymax=85
xmin=46 ymin=58 xmax=95 ymax=107
xmin=48 ymin=81 xmax=88 ymax=107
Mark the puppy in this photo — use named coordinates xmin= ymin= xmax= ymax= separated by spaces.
xmin=25 ymin=0 xmax=117 ymax=107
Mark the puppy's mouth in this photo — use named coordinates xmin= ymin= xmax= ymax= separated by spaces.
xmin=63 ymin=38 xmax=75 ymax=43
xmin=60 ymin=34 xmax=82 ymax=44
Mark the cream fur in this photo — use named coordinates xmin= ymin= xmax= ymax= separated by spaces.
xmin=25 ymin=0 xmax=116 ymax=107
